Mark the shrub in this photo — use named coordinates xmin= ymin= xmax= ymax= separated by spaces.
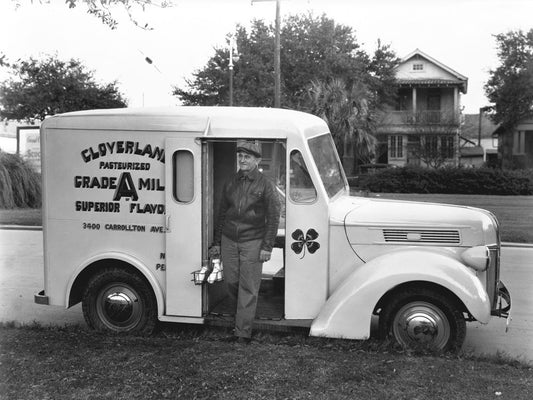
xmin=0 ymin=151 xmax=41 ymax=209
xmin=353 ymin=166 xmax=533 ymax=195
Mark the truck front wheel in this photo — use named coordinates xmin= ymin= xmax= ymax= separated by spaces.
xmin=82 ymin=267 xmax=157 ymax=335
xmin=378 ymin=288 xmax=466 ymax=352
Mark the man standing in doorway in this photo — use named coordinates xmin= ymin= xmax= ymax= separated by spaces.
xmin=212 ymin=140 xmax=281 ymax=344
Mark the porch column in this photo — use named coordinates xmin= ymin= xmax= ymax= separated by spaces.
xmin=454 ymin=87 xmax=459 ymax=123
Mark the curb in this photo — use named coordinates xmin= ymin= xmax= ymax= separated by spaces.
xmin=502 ymin=242 xmax=533 ymax=248
xmin=0 ymin=225 xmax=43 ymax=231
xmin=1 ymin=225 xmax=532 ymax=249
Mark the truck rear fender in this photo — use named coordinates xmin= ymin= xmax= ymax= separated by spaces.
xmin=66 ymin=252 xmax=165 ymax=317
xmin=310 ymin=248 xmax=491 ymax=340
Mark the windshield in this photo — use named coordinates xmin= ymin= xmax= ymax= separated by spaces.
xmin=308 ymin=134 xmax=347 ymax=198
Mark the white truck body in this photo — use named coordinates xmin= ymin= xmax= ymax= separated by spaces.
xmin=36 ymin=107 xmax=510 ymax=351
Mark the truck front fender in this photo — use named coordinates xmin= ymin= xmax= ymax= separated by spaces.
xmin=310 ymin=248 xmax=490 ymax=340
xmin=66 ymin=252 xmax=165 ymax=317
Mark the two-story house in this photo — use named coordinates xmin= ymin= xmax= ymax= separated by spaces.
xmin=376 ymin=49 xmax=468 ymax=168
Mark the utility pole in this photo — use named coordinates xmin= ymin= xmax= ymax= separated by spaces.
xmin=274 ymin=0 xmax=281 ymax=108
xmin=228 ymin=34 xmax=237 ymax=106
xmin=252 ymin=0 xmax=281 ymax=108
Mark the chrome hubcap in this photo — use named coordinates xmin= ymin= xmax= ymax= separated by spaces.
xmin=96 ymin=284 xmax=142 ymax=331
xmin=393 ymin=301 xmax=450 ymax=350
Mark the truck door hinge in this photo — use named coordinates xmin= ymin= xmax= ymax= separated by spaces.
xmin=165 ymin=214 xmax=171 ymax=232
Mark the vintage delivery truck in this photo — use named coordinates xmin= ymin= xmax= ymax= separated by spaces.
xmin=35 ymin=106 xmax=511 ymax=352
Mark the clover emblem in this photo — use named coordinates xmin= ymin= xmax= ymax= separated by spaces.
xmin=291 ymin=228 xmax=320 ymax=259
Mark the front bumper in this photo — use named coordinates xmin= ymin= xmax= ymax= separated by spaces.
xmin=34 ymin=290 xmax=49 ymax=305
xmin=491 ymin=281 xmax=511 ymax=331
xmin=491 ymin=281 xmax=511 ymax=318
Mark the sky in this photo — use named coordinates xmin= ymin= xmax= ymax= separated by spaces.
xmin=1 ymin=0 xmax=533 ymax=116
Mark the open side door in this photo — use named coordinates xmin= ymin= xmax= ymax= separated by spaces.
xmin=165 ymin=137 xmax=203 ymax=316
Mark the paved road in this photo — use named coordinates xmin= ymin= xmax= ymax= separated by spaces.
xmin=1 ymin=229 xmax=532 ymax=362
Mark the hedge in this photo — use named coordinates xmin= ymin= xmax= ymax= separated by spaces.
xmin=350 ymin=166 xmax=533 ymax=195
xmin=0 ymin=151 xmax=41 ymax=209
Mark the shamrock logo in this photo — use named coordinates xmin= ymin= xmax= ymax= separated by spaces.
xmin=291 ymin=228 xmax=320 ymax=259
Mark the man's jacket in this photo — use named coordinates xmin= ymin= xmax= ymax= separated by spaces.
xmin=214 ymin=167 xmax=281 ymax=252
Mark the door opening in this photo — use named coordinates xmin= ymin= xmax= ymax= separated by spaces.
xmin=204 ymin=139 xmax=287 ymax=324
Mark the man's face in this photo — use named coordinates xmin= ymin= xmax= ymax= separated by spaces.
xmin=237 ymin=151 xmax=260 ymax=172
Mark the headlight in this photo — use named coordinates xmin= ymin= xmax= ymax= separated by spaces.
xmin=461 ymin=246 xmax=490 ymax=272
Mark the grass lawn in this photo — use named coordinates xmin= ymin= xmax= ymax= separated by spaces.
xmin=363 ymin=193 xmax=533 ymax=243
xmin=0 ymin=208 xmax=41 ymax=226
xmin=0 ymin=324 xmax=531 ymax=400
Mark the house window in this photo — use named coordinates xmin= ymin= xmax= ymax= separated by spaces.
xmin=413 ymin=63 xmax=424 ymax=71
xmin=441 ymin=136 xmax=455 ymax=159
xmin=395 ymin=89 xmax=410 ymax=111
xmin=513 ymin=131 xmax=526 ymax=155
xmin=424 ymin=136 xmax=439 ymax=157
xmin=390 ymin=135 xmax=404 ymax=158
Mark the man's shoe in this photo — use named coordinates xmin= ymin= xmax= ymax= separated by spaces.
xmin=221 ymin=335 xmax=238 ymax=343
xmin=236 ymin=337 xmax=252 ymax=345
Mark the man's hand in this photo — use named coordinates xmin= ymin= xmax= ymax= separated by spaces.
xmin=209 ymin=245 xmax=221 ymax=258
xmin=259 ymin=250 xmax=271 ymax=262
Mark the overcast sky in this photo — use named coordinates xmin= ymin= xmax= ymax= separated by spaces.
xmin=1 ymin=0 xmax=533 ymax=114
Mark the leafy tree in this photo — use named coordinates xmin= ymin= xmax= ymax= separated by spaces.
xmin=174 ymin=20 xmax=275 ymax=107
xmin=307 ymin=78 xmax=377 ymax=174
xmin=0 ymin=55 xmax=127 ymax=122
xmin=174 ymin=13 xmax=398 ymax=110
xmin=485 ymin=29 xmax=533 ymax=129
xmin=11 ymin=0 xmax=172 ymax=29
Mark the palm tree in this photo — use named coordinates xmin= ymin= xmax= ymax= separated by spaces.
xmin=307 ymin=78 xmax=377 ymax=175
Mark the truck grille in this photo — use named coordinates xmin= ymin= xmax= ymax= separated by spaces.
xmin=382 ymin=229 xmax=461 ymax=244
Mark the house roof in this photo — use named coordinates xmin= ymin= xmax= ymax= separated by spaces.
xmin=397 ymin=79 xmax=466 ymax=89
xmin=395 ymin=49 xmax=468 ymax=93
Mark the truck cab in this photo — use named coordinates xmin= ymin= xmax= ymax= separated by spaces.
xmin=36 ymin=106 xmax=510 ymax=352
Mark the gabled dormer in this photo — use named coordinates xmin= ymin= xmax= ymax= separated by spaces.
xmin=392 ymin=49 xmax=468 ymax=125
xmin=395 ymin=49 xmax=468 ymax=93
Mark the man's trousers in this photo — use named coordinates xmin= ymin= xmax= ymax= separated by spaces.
xmin=221 ymin=235 xmax=263 ymax=338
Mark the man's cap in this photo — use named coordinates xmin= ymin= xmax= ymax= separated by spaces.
xmin=236 ymin=140 xmax=261 ymax=158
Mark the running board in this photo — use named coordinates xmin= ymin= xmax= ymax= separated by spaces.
xmin=159 ymin=315 xmax=205 ymax=324
xmin=205 ymin=314 xmax=312 ymax=334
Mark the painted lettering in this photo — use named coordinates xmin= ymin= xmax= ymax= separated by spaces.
xmin=99 ymin=161 xmax=151 ymax=171
xmin=80 ymin=141 xmax=165 ymax=163
xmin=138 ymin=178 xmax=165 ymax=191
xmin=129 ymin=203 xmax=165 ymax=214
xmin=75 ymin=201 xmax=120 ymax=213
xmin=74 ymin=175 xmax=117 ymax=189
xmin=81 ymin=149 xmax=91 ymax=162
xmin=113 ymin=172 xmax=138 ymax=201
xmin=104 ymin=224 xmax=146 ymax=232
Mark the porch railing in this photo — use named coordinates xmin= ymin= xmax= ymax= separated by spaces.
xmin=381 ymin=110 xmax=459 ymax=125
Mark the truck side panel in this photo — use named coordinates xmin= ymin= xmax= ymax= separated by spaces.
xmin=41 ymin=127 xmax=168 ymax=307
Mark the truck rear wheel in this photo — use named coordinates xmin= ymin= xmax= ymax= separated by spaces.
xmin=378 ymin=288 xmax=466 ymax=352
xmin=82 ymin=267 xmax=157 ymax=335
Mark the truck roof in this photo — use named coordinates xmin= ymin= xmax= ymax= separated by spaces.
xmin=41 ymin=106 xmax=330 ymax=139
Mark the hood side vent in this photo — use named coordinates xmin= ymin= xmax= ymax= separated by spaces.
xmin=383 ymin=229 xmax=461 ymax=244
